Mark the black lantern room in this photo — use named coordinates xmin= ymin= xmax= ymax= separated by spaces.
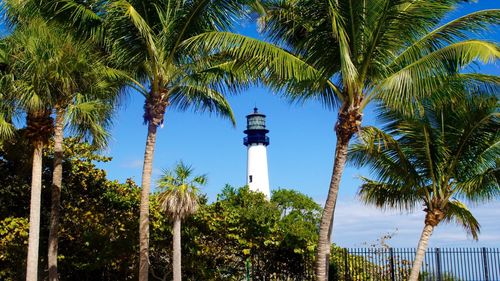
xmin=243 ymin=108 xmax=270 ymax=146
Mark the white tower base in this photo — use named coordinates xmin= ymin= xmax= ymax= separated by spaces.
xmin=246 ymin=144 xmax=270 ymax=198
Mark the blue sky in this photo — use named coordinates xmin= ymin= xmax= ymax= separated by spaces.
xmin=2 ymin=1 xmax=499 ymax=248
xmin=97 ymin=1 xmax=500 ymax=248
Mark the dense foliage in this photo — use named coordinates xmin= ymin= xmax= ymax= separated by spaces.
xmin=0 ymin=134 xmax=323 ymax=280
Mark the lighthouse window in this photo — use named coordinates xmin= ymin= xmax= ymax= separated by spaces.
xmin=249 ymin=175 xmax=253 ymax=183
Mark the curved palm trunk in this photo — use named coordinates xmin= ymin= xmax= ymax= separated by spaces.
xmin=315 ymin=136 xmax=350 ymax=281
xmin=173 ymin=218 xmax=182 ymax=281
xmin=409 ymin=224 xmax=434 ymax=281
xmin=26 ymin=140 xmax=44 ymax=281
xmin=48 ymin=108 xmax=65 ymax=281
xmin=139 ymin=123 xmax=159 ymax=281
xmin=316 ymin=103 xmax=361 ymax=281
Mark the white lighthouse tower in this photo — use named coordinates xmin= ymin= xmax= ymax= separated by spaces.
xmin=243 ymin=107 xmax=270 ymax=198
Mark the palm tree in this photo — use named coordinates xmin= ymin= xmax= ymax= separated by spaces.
xmin=45 ymin=39 xmax=120 ymax=281
xmin=156 ymin=161 xmax=206 ymax=281
xmin=349 ymin=94 xmax=499 ymax=281
xmin=228 ymin=1 xmax=500 ymax=278
xmin=0 ymin=20 xmax=58 ymax=281
xmin=2 ymin=2 xmax=124 ymax=280
xmin=0 ymin=16 xmax=121 ymax=280
xmin=101 ymin=1 xmax=256 ymax=278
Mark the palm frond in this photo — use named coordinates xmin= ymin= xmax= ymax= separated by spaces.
xmin=182 ymin=31 xmax=326 ymax=85
xmin=444 ymin=200 xmax=480 ymax=240
xmin=327 ymin=0 xmax=358 ymax=90
xmin=65 ymin=95 xmax=114 ymax=148
xmin=376 ymin=40 xmax=500 ymax=112
xmin=393 ymin=9 xmax=500 ymax=67
xmin=156 ymin=161 xmax=206 ymax=220
xmin=0 ymin=114 xmax=16 ymax=141
xmin=357 ymin=177 xmax=421 ymax=212
xmin=168 ymin=84 xmax=236 ymax=126
xmin=109 ymin=0 xmax=159 ymax=64
xmin=349 ymin=126 xmax=421 ymax=187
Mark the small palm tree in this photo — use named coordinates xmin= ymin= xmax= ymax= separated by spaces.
xmin=157 ymin=161 xmax=206 ymax=281
xmin=349 ymin=95 xmax=499 ymax=281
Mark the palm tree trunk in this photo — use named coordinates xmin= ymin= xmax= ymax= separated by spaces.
xmin=316 ymin=101 xmax=361 ymax=281
xmin=315 ymin=136 xmax=350 ymax=281
xmin=139 ymin=122 xmax=159 ymax=281
xmin=409 ymin=224 xmax=434 ymax=281
xmin=48 ymin=108 xmax=64 ymax=281
xmin=173 ymin=218 xmax=182 ymax=281
xmin=26 ymin=140 xmax=44 ymax=281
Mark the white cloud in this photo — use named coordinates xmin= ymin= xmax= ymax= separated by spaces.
xmin=331 ymin=200 xmax=500 ymax=248
xmin=120 ymin=159 xmax=143 ymax=169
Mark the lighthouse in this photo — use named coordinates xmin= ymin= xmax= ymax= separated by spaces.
xmin=243 ymin=107 xmax=270 ymax=198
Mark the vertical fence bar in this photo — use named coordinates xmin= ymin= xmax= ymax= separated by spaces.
xmin=482 ymin=247 xmax=490 ymax=281
xmin=389 ymin=248 xmax=395 ymax=281
xmin=435 ymin=248 xmax=442 ymax=281
xmin=495 ymin=248 xmax=499 ymax=280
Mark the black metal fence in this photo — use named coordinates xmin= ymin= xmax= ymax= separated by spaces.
xmin=331 ymin=248 xmax=500 ymax=281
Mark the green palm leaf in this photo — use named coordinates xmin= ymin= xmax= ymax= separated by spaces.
xmin=444 ymin=200 xmax=480 ymax=240
xmin=393 ymin=9 xmax=500 ymax=67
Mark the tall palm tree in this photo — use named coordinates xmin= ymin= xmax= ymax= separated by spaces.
xmin=156 ymin=161 xmax=206 ymax=281
xmin=101 ymin=1 xmax=252 ymax=278
xmin=0 ymin=16 xmax=121 ymax=280
xmin=2 ymin=2 xmax=124 ymax=280
xmin=45 ymin=40 xmax=120 ymax=281
xmin=349 ymin=94 xmax=499 ymax=281
xmin=217 ymin=1 xmax=500 ymax=278
xmin=1 ymin=20 xmax=58 ymax=281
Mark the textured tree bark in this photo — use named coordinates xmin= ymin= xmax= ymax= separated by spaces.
xmin=315 ymin=137 xmax=350 ymax=281
xmin=316 ymin=101 xmax=362 ymax=281
xmin=26 ymin=140 xmax=44 ymax=281
xmin=48 ymin=109 xmax=65 ymax=281
xmin=139 ymin=123 xmax=159 ymax=281
xmin=409 ymin=224 xmax=434 ymax=281
xmin=173 ymin=218 xmax=182 ymax=281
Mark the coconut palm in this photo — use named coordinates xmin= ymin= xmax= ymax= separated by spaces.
xmin=100 ymin=1 xmax=257 ymax=278
xmin=349 ymin=94 xmax=499 ymax=281
xmin=156 ymin=161 xmax=206 ymax=281
xmin=218 ymin=1 xmax=500 ymax=278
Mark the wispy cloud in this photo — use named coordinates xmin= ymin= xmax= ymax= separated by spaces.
xmin=120 ymin=159 xmax=143 ymax=169
xmin=331 ymin=200 xmax=500 ymax=248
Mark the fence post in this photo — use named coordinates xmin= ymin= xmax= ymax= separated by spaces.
xmin=344 ymin=248 xmax=349 ymax=281
xmin=482 ymin=247 xmax=490 ymax=281
xmin=435 ymin=248 xmax=442 ymax=281
xmin=389 ymin=248 xmax=396 ymax=281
